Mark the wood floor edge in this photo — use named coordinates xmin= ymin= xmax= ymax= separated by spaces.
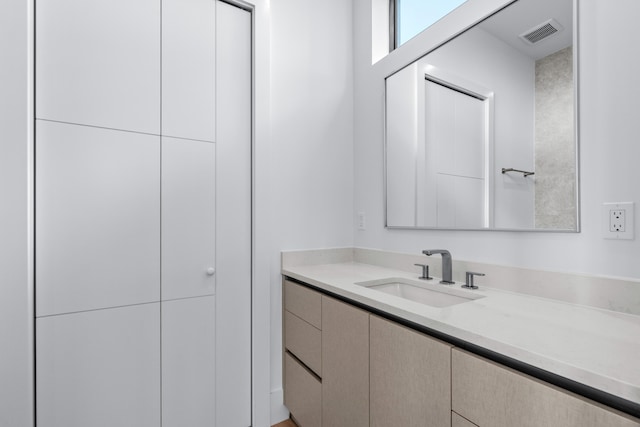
xmin=271 ymin=419 xmax=297 ymax=427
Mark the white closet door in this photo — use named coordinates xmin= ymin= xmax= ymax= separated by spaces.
xmin=36 ymin=0 xmax=160 ymax=134
xmin=36 ymin=121 xmax=160 ymax=316
xmin=424 ymin=80 xmax=486 ymax=228
xmin=36 ymin=303 xmax=161 ymax=427
xmin=162 ymin=296 xmax=215 ymax=427
xmin=162 ymin=0 xmax=216 ymax=142
xmin=161 ymin=137 xmax=215 ymax=301
xmin=215 ymin=2 xmax=252 ymax=426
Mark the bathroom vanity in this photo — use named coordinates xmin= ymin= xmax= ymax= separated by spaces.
xmin=281 ymin=249 xmax=640 ymax=427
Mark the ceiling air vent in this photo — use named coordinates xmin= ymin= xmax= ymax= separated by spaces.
xmin=519 ymin=19 xmax=563 ymax=45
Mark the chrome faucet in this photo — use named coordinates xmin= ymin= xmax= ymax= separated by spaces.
xmin=422 ymin=249 xmax=454 ymax=284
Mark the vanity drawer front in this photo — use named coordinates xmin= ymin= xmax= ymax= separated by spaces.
xmin=285 ymin=310 xmax=322 ymax=376
xmin=452 ymin=349 xmax=640 ymax=427
xmin=284 ymin=280 xmax=322 ymax=329
xmin=370 ymin=315 xmax=452 ymax=427
xmin=284 ymin=352 xmax=321 ymax=427
xmin=452 ymin=411 xmax=478 ymax=427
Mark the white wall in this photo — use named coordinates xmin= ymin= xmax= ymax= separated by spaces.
xmin=385 ymin=63 xmax=419 ymax=226
xmin=354 ymin=0 xmax=640 ymax=279
xmin=269 ymin=0 xmax=355 ymax=422
xmin=0 ymin=0 xmax=34 ymax=426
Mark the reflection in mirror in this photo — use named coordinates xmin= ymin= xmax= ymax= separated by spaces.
xmin=395 ymin=0 xmax=469 ymax=47
xmin=385 ymin=0 xmax=578 ymax=231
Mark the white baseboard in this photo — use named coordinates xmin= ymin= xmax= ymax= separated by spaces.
xmin=270 ymin=387 xmax=289 ymax=425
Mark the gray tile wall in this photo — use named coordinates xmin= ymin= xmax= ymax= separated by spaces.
xmin=534 ymin=46 xmax=576 ymax=229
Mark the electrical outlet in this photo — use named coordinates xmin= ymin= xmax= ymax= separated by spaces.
xmin=603 ymin=202 xmax=635 ymax=240
xmin=610 ymin=209 xmax=625 ymax=232
xmin=357 ymin=212 xmax=366 ymax=230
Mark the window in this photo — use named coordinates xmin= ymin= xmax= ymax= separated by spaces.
xmin=392 ymin=0 xmax=469 ymax=48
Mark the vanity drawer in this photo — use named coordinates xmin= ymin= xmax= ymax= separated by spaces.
xmin=452 ymin=411 xmax=478 ymax=427
xmin=285 ymin=310 xmax=322 ymax=376
xmin=284 ymin=280 xmax=322 ymax=329
xmin=452 ymin=349 xmax=640 ymax=427
xmin=284 ymin=352 xmax=321 ymax=427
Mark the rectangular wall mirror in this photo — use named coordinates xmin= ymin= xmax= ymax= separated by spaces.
xmin=385 ymin=0 xmax=579 ymax=231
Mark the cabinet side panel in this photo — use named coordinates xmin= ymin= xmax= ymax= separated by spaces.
xmin=321 ymin=296 xmax=369 ymax=427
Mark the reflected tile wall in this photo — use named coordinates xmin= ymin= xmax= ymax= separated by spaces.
xmin=535 ymin=46 xmax=576 ymax=229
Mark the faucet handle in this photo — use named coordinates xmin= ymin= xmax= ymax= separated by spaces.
xmin=462 ymin=271 xmax=485 ymax=289
xmin=414 ymin=263 xmax=433 ymax=280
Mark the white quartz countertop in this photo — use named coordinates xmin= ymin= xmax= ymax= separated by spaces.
xmin=282 ymin=261 xmax=640 ymax=407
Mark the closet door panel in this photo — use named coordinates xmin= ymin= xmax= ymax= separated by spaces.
xmin=215 ymin=3 xmax=252 ymax=426
xmin=161 ymin=137 xmax=215 ymax=301
xmin=162 ymin=0 xmax=216 ymax=142
xmin=36 ymin=0 xmax=160 ymax=134
xmin=36 ymin=121 xmax=160 ymax=316
xmin=162 ymin=296 xmax=215 ymax=427
xmin=36 ymin=303 xmax=161 ymax=427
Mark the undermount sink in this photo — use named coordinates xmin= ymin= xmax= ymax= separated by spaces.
xmin=356 ymin=278 xmax=484 ymax=308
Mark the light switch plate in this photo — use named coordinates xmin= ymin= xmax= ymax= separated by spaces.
xmin=602 ymin=202 xmax=635 ymax=240
xmin=357 ymin=212 xmax=366 ymax=230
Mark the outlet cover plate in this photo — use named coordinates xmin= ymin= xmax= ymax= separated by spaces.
xmin=602 ymin=202 xmax=635 ymax=240
xmin=357 ymin=212 xmax=366 ymax=230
